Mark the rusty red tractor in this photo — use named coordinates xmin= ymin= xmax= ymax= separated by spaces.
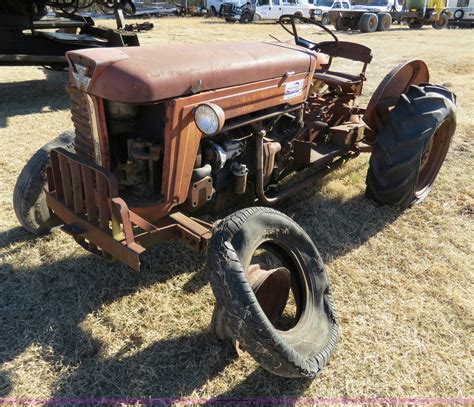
xmin=14 ymin=15 xmax=456 ymax=378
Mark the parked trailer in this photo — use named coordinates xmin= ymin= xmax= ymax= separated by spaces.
xmin=447 ymin=0 xmax=474 ymax=27
xmin=326 ymin=0 xmax=450 ymax=31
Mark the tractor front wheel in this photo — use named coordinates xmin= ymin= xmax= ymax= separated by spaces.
xmin=366 ymin=84 xmax=456 ymax=209
xmin=208 ymin=207 xmax=338 ymax=378
xmin=13 ymin=132 xmax=75 ymax=234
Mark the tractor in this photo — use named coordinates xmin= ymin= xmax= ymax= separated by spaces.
xmin=13 ymin=15 xmax=457 ymax=378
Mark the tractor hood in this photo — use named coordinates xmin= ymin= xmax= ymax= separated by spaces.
xmin=66 ymin=42 xmax=326 ymax=103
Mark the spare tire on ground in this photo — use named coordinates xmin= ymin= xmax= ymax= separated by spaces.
xmin=208 ymin=207 xmax=339 ymax=378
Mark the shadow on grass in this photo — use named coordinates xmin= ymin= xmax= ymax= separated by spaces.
xmin=0 ymin=226 xmax=40 ymax=249
xmin=0 ymin=69 xmax=69 ymax=128
xmin=0 ymin=174 xmax=399 ymax=400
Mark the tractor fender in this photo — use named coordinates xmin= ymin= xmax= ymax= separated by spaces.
xmin=363 ymin=59 xmax=430 ymax=139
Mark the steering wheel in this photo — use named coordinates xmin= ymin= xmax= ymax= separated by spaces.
xmin=278 ymin=14 xmax=338 ymax=51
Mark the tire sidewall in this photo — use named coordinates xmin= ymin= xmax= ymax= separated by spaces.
xmin=209 ymin=208 xmax=337 ymax=377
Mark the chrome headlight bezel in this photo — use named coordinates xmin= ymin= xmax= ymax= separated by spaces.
xmin=193 ymin=103 xmax=225 ymax=136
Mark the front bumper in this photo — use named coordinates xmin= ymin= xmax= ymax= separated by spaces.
xmin=45 ymin=148 xmax=212 ymax=270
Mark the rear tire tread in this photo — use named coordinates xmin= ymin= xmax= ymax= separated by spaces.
xmin=366 ymin=85 xmax=456 ymax=208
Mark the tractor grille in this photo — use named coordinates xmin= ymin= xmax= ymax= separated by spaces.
xmin=67 ymin=86 xmax=95 ymax=161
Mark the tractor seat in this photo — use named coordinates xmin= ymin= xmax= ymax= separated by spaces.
xmin=314 ymin=71 xmax=363 ymax=89
xmin=314 ymin=41 xmax=373 ymax=94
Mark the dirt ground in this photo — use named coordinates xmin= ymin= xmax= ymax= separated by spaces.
xmin=0 ymin=18 xmax=473 ymax=404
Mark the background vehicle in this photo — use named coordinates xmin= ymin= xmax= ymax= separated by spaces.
xmin=328 ymin=0 xmax=450 ymax=31
xmin=206 ymin=0 xmax=226 ymax=15
xmin=311 ymin=0 xmax=351 ymax=25
xmin=13 ymin=15 xmax=457 ymax=379
xmin=447 ymin=0 xmax=474 ymax=26
xmin=255 ymin=0 xmax=316 ymax=19
xmin=223 ymin=0 xmax=317 ymax=22
xmin=221 ymin=0 xmax=256 ymax=22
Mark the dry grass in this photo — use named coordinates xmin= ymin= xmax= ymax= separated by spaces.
xmin=0 ymin=18 xmax=473 ymax=403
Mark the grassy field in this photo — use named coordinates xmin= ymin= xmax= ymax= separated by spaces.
xmin=0 ymin=18 xmax=473 ymax=404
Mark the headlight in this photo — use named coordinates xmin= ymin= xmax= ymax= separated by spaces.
xmin=194 ymin=103 xmax=225 ymax=136
xmin=314 ymin=9 xmax=322 ymax=14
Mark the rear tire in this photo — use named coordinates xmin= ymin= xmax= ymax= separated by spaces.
xmin=13 ymin=132 xmax=75 ymax=234
xmin=366 ymin=84 xmax=456 ymax=208
xmin=359 ymin=13 xmax=379 ymax=32
xmin=432 ymin=13 xmax=448 ymax=29
xmin=240 ymin=11 xmax=252 ymax=23
xmin=377 ymin=12 xmax=392 ymax=31
xmin=408 ymin=19 xmax=424 ymax=29
xmin=208 ymin=207 xmax=338 ymax=378
xmin=335 ymin=16 xmax=351 ymax=31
